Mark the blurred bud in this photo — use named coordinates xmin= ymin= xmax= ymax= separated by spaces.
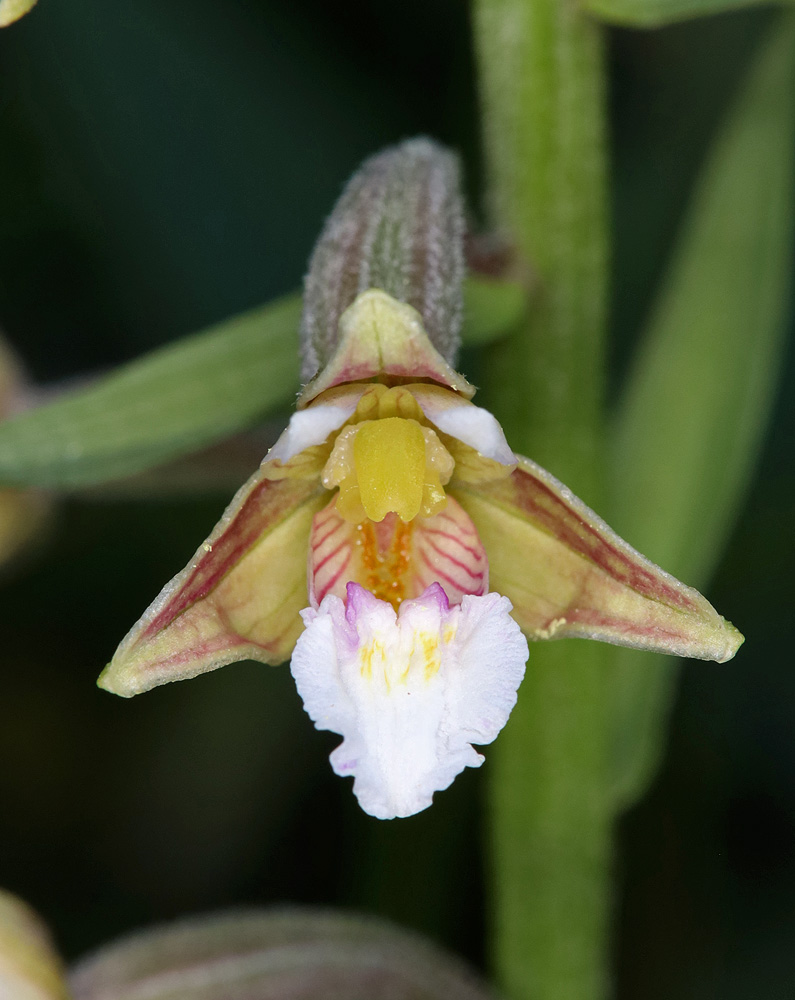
xmin=0 ymin=0 xmax=38 ymax=27
xmin=0 ymin=890 xmax=69 ymax=1000
xmin=300 ymin=138 xmax=465 ymax=382
xmin=0 ymin=336 xmax=51 ymax=571
xmin=69 ymin=909 xmax=497 ymax=1000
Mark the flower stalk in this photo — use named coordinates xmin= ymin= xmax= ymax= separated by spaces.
xmin=473 ymin=0 xmax=613 ymax=997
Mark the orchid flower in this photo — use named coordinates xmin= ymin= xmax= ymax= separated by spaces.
xmin=100 ymin=140 xmax=742 ymax=820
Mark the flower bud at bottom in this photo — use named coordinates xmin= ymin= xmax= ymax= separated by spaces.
xmin=69 ymin=909 xmax=497 ymax=1000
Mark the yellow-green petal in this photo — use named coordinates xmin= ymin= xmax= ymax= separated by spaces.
xmin=100 ymin=473 xmax=326 ymax=697
xmin=454 ymin=456 xmax=742 ymax=662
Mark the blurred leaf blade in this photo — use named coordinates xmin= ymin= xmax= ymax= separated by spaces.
xmin=0 ymin=277 xmax=520 ymax=490
xmin=585 ymin=0 xmax=775 ymax=30
xmin=0 ymin=294 xmax=303 ymax=489
xmin=608 ymin=12 xmax=795 ymax=808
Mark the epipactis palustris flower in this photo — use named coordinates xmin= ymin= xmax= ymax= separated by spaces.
xmin=100 ymin=140 xmax=742 ymax=820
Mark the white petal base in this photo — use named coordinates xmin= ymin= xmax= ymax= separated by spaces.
xmin=290 ymin=583 xmax=528 ymax=820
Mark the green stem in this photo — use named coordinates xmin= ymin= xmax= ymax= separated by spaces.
xmin=489 ymin=642 xmax=613 ymax=1000
xmin=472 ymin=0 xmax=608 ymax=492
xmin=472 ymin=1 xmax=612 ymax=998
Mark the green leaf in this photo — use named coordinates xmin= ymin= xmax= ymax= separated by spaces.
xmin=585 ymin=0 xmax=777 ymax=30
xmin=608 ymin=13 xmax=795 ymax=809
xmin=0 ymin=294 xmax=302 ymax=489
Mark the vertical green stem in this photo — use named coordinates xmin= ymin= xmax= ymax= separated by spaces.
xmin=472 ymin=1 xmax=612 ymax=998
xmin=487 ymin=641 xmax=613 ymax=1000
xmin=473 ymin=0 xmax=608 ymax=489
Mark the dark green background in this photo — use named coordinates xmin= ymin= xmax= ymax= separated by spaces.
xmin=0 ymin=2 xmax=793 ymax=997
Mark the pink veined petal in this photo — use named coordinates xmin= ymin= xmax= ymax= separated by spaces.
xmin=411 ymin=506 xmax=489 ymax=600
xmin=290 ymin=582 xmax=528 ymax=819
xmin=308 ymin=495 xmax=489 ymax=609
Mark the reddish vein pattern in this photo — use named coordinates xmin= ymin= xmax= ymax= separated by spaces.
xmin=411 ymin=506 xmax=488 ymax=602
xmin=143 ymin=475 xmax=323 ymax=639
xmin=309 ymin=496 xmax=488 ymax=609
xmin=469 ymin=460 xmax=698 ymax=613
xmin=310 ymin=503 xmax=354 ymax=606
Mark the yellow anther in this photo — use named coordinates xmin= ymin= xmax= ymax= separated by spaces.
xmin=355 ymin=418 xmax=426 ymax=523
xmin=321 ymin=388 xmax=455 ymax=524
